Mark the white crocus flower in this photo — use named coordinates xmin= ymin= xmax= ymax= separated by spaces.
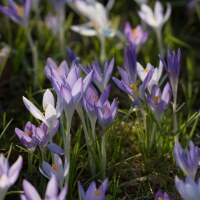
xmin=23 ymin=89 xmax=62 ymax=127
xmin=71 ymin=0 xmax=115 ymax=37
xmin=138 ymin=1 xmax=171 ymax=30
xmin=137 ymin=61 xmax=163 ymax=92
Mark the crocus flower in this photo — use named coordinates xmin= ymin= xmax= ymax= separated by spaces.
xmin=45 ymin=14 xmax=60 ymax=36
xmin=146 ymin=82 xmax=171 ymax=122
xmin=0 ymin=0 xmax=31 ymax=27
xmin=94 ymin=97 xmax=118 ymax=130
xmin=41 ymin=154 xmax=69 ymax=189
xmin=45 ymin=58 xmax=93 ymax=121
xmin=71 ymin=0 xmax=115 ymax=37
xmin=81 ymin=58 xmax=114 ymax=92
xmin=82 ymin=84 xmax=111 ymax=124
xmin=113 ymin=45 xmax=154 ymax=106
xmin=124 ymin=23 xmax=148 ymax=51
xmin=36 ymin=121 xmax=64 ymax=155
xmin=174 ymin=140 xmax=198 ymax=179
xmin=15 ymin=121 xmax=38 ymax=152
xmin=138 ymin=1 xmax=171 ymax=31
xmin=155 ymin=190 xmax=170 ymax=200
xmin=137 ymin=62 xmax=163 ymax=92
xmin=66 ymin=47 xmax=80 ymax=65
xmin=78 ymin=178 xmax=109 ymax=200
xmin=112 ymin=44 xmax=137 ymax=96
xmin=175 ymin=176 xmax=200 ymax=200
xmin=0 ymin=154 xmax=23 ymax=200
xmin=23 ymin=89 xmax=62 ymax=128
xmin=159 ymin=48 xmax=181 ymax=103
xmin=21 ymin=175 xmax=67 ymax=200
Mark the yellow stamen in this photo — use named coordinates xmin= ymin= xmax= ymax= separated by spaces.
xmin=154 ymin=96 xmax=160 ymax=105
xmin=16 ymin=6 xmax=24 ymax=17
xmin=95 ymin=189 xmax=101 ymax=196
xmin=129 ymin=83 xmax=139 ymax=97
xmin=52 ymin=163 xmax=59 ymax=172
xmin=93 ymin=95 xmax=98 ymax=100
xmin=92 ymin=20 xmax=99 ymax=31
xmin=144 ymin=67 xmax=150 ymax=73
xmin=43 ymin=104 xmax=48 ymax=111
xmin=26 ymin=130 xmax=31 ymax=137
xmin=132 ymin=28 xmax=138 ymax=38
xmin=158 ymin=198 xmax=164 ymax=200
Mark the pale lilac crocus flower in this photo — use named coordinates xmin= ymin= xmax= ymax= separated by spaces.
xmin=175 ymin=176 xmax=200 ymax=200
xmin=41 ymin=154 xmax=69 ymax=189
xmin=146 ymin=82 xmax=171 ymax=122
xmin=136 ymin=62 xmax=163 ymax=92
xmin=0 ymin=154 xmax=23 ymax=200
xmin=155 ymin=190 xmax=171 ymax=200
xmin=138 ymin=1 xmax=171 ymax=31
xmin=0 ymin=0 xmax=31 ymax=27
xmin=71 ymin=0 xmax=115 ymax=37
xmin=94 ymin=98 xmax=118 ymax=130
xmin=15 ymin=121 xmax=37 ymax=152
xmin=21 ymin=175 xmax=67 ymax=200
xmin=45 ymin=14 xmax=60 ymax=36
xmin=78 ymin=178 xmax=109 ymax=200
xmin=124 ymin=22 xmax=148 ymax=52
xmin=174 ymin=140 xmax=198 ymax=179
xmin=23 ymin=89 xmax=62 ymax=128
xmin=81 ymin=58 xmax=114 ymax=92
xmin=36 ymin=121 xmax=64 ymax=156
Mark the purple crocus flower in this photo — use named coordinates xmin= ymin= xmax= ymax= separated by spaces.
xmin=78 ymin=178 xmax=109 ymax=200
xmin=66 ymin=47 xmax=80 ymax=65
xmin=112 ymin=44 xmax=139 ymax=100
xmin=155 ymin=190 xmax=170 ymax=200
xmin=82 ymin=85 xmax=99 ymax=123
xmin=146 ymin=82 xmax=171 ymax=122
xmin=159 ymin=48 xmax=181 ymax=102
xmin=94 ymin=97 xmax=118 ymax=130
xmin=41 ymin=154 xmax=69 ymax=189
xmin=124 ymin=22 xmax=148 ymax=51
xmin=0 ymin=154 xmax=23 ymax=200
xmin=81 ymin=58 xmax=114 ymax=92
xmin=174 ymin=140 xmax=199 ymax=179
xmin=82 ymin=84 xmax=110 ymax=124
xmin=175 ymin=176 xmax=200 ymax=200
xmin=36 ymin=121 xmax=64 ymax=155
xmin=113 ymin=65 xmax=154 ymax=106
xmin=45 ymin=58 xmax=93 ymax=121
xmin=15 ymin=121 xmax=38 ymax=152
xmin=21 ymin=175 xmax=67 ymax=200
xmin=0 ymin=0 xmax=31 ymax=27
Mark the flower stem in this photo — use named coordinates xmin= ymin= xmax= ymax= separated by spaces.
xmin=155 ymin=28 xmax=164 ymax=56
xmin=58 ymin=6 xmax=66 ymax=57
xmin=101 ymin=131 xmax=106 ymax=178
xmin=26 ymin=30 xmax=39 ymax=88
xmin=76 ymin=105 xmax=96 ymax=175
xmin=99 ymin=36 xmax=106 ymax=64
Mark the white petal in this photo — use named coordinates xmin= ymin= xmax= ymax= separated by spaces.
xmin=23 ymin=96 xmax=45 ymax=121
xmin=43 ymin=89 xmax=55 ymax=111
xmin=45 ymin=104 xmax=57 ymax=124
xmin=71 ymin=25 xmax=97 ymax=36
